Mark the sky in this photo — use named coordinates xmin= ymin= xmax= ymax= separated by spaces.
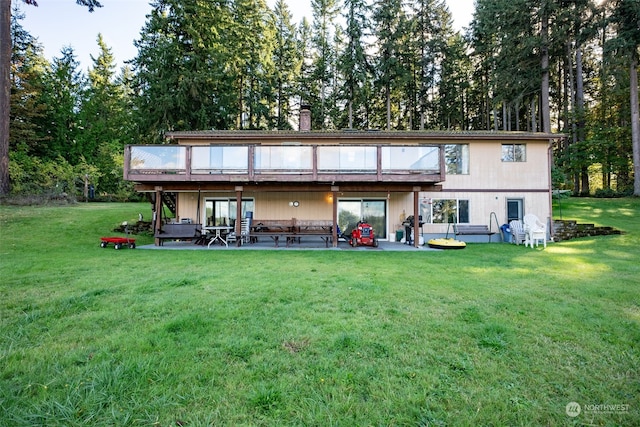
xmin=18 ymin=0 xmax=475 ymax=72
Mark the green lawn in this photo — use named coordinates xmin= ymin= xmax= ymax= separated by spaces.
xmin=1 ymin=198 xmax=638 ymax=426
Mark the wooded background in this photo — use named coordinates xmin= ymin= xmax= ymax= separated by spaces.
xmin=3 ymin=0 xmax=639 ymax=199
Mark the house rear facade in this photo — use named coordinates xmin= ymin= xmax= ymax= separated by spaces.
xmin=123 ymin=128 xmax=559 ymax=247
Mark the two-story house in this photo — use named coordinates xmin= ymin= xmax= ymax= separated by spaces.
xmin=124 ymin=114 xmax=559 ymax=247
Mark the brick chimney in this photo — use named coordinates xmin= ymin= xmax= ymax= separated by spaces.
xmin=299 ymin=104 xmax=311 ymax=132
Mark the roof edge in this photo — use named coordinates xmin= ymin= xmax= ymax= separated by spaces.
xmin=164 ymin=130 xmax=564 ymax=141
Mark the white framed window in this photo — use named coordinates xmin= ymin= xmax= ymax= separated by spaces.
xmin=422 ymin=199 xmax=470 ymax=224
xmin=445 ymin=144 xmax=469 ymax=174
xmin=502 ymin=144 xmax=526 ymax=162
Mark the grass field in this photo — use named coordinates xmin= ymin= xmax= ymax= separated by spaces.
xmin=1 ymin=198 xmax=638 ymax=426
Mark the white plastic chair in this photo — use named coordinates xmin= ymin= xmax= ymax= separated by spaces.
xmin=509 ymin=220 xmax=526 ymax=245
xmin=227 ymin=219 xmax=250 ymax=245
xmin=523 ymin=214 xmax=547 ymax=248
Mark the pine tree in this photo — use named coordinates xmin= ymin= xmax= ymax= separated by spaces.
xmin=309 ymin=0 xmax=339 ymax=129
xmin=9 ymin=5 xmax=47 ymax=155
xmin=407 ymin=0 xmax=455 ymax=129
xmin=272 ymin=0 xmax=302 ymax=129
xmin=133 ymin=0 xmax=236 ymax=139
xmin=79 ymin=34 xmax=135 ymax=194
xmin=438 ymin=32 xmax=472 ymax=130
xmin=1 ymin=0 xmax=101 ymax=195
xmin=37 ymin=47 xmax=86 ymax=163
xmin=372 ymin=0 xmax=406 ymax=130
xmin=609 ymin=0 xmax=640 ymax=196
xmin=336 ymin=0 xmax=372 ymax=129
xmin=231 ymin=0 xmax=276 ymax=129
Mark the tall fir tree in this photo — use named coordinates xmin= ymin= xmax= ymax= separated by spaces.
xmin=336 ymin=0 xmax=372 ymax=129
xmin=79 ymin=34 xmax=135 ymax=194
xmin=609 ymin=0 xmax=640 ymax=195
xmin=372 ymin=0 xmax=406 ymax=130
xmin=231 ymin=0 xmax=276 ymax=129
xmin=309 ymin=0 xmax=339 ymax=129
xmin=9 ymin=5 xmax=47 ymax=155
xmin=272 ymin=0 xmax=302 ymax=129
xmin=0 ymin=0 xmax=101 ymax=195
xmin=133 ymin=0 xmax=236 ymax=140
xmin=38 ymin=47 xmax=86 ymax=163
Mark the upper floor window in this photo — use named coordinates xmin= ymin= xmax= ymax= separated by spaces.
xmin=502 ymin=144 xmax=526 ymax=162
xmin=445 ymin=144 xmax=469 ymax=174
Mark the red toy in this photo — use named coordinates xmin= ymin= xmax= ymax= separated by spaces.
xmin=100 ymin=236 xmax=136 ymax=250
xmin=349 ymin=221 xmax=378 ymax=247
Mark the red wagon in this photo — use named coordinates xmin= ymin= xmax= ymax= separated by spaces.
xmin=100 ymin=236 xmax=136 ymax=250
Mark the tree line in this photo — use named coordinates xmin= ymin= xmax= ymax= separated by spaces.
xmin=2 ymin=0 xmax=638 ymax=199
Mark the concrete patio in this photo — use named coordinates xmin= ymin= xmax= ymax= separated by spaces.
xmin=139 ymin=238 xmax=443 ymax=251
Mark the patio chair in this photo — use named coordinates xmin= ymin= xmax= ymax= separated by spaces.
xmin=227 ymin=219 xmax=250 ymax=245
xmin=523 ymin=214 xmax=547 ymax=248
xmin=509 ymin=220 xmax=527 ymax=245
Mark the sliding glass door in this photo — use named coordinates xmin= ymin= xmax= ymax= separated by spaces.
xmin=338 ymin=199 xmax=387 ymax=239
xmin=204 ymin=198 xmax=254 ymax=227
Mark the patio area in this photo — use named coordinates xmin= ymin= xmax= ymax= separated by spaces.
xmin=139 ymin=238 xmax=441 ymax=251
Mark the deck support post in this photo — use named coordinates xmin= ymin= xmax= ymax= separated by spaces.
xmin=331 ymin=185 xmax=339 ymax=248
xmin=154 ymin=187 xmax=163 ymax=246
xmin=235 ymin=186 xmax=243 ymax=247
xmin=413 ymin=187 xmax=421 ymax=248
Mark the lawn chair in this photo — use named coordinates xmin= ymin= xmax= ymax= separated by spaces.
xmin=227 ymin=219 xmax=250 ymax=245
xmin=523 ymin=214 xmax=547 ymax=248
xmin=509 ymin=220 xmax=526 ymax=245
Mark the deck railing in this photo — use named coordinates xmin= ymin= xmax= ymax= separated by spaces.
xmin=125 ymin=144 xmax=443 ymax=183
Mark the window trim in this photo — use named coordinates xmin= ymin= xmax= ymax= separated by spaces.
xmin=501 ymin=144 xmax=526 ymax=162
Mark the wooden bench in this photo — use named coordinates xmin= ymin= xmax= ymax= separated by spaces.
xmin=453 ymin=224 xmax=496 ymax=242
xmin=250 ymin=219 xmax=295 ymax=246
xmin=251 ymin=219 xmax=294 ymax=232
xmin=293 ymin=220 xmax=334 ymax=247
xmin=155 ymin=223 xmax=202 ymax=246
xmin=250 ymin=219 xmax=334 ymax=247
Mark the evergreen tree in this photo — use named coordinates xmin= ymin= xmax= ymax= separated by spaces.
xmin=372 ymin=0 xmax=406 ymax=130
xmin=609 ymin=0 xmax=640 ymax=196
xmin=231 ymin=0 xmax=276 ymax=129
xmin=272 ymin=0 xmax=302 ymax=129
xmin=37 ymin=47 xmax=86 ymax=163
xmin=309 ymin=0 xmax=339 ymax=129
xmin=9 ymin=5 xmax=47 ymax=155
xmin=438 ymin=32 xmax=472 ymax=130
xmin=336 ymin=0 xmax=372 ymax=129
xmin=79 ymin=34 xmax=135 ymax=194
xmin=1 ymin=0 xmax=101 ymax=195
xmin=132 ymin=0 xmax=236 ymax=140
xmin=407 ymin=0 xmax=455 ymax=129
